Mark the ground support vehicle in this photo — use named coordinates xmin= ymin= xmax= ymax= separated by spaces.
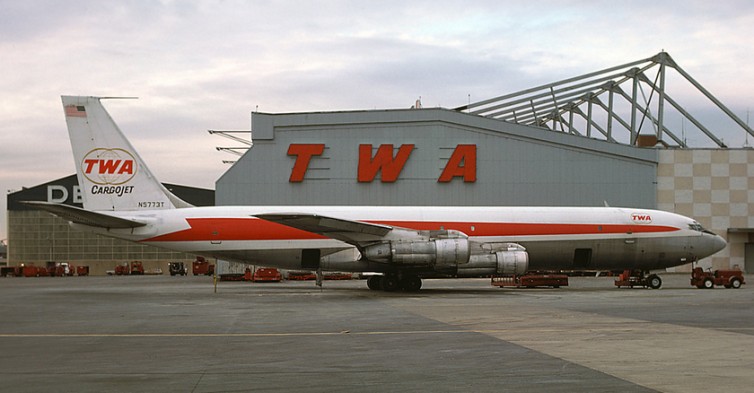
xmin=491 ymin=273 xmax=568 ymax=288
xmin=1 ymin=266 xmax=22 ymax=277
xmin=287 ymin=271 xmax=317 ymax=280
xmin=218 ymin=267 xmax=283 ymax=282
xmin=253 ymin=268 xmax=282 ymax=282
xmin=113 ymin=261 xmax=145 ymax=275
xmin=22 ymin=265 xmax=48 ymax=277
xmin=47 ymin=262 xmax=74 ymax=277
xmin=323 ymin=273 xmax=352 ymax=280
xmin=690 ymin=267 xmax=745 ymax=289
xmin=192 ymin=257 xmax=215 ymax=276
xmin=613 ymin=270 xmax=663 ymax=289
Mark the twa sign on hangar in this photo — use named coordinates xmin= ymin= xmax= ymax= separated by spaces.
xmin=216 ymin=108 xmax=658 ymax=208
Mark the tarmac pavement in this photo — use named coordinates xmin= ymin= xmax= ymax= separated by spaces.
xmin=0 ymin=274 xmax=752 ymax=392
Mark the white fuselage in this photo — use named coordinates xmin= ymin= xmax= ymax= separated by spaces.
xmin=76 ymin=205 xmax=726 ymax=274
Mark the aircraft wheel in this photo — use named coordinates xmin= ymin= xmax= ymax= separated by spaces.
xmin=647 ymin=274 xmax=662 ymax=289
xmin=730 ymin=277 xmax=742 ymax=289
xmin=381 ymin=275 xmax=400 ymax=292
xmin=703 ymin=278 xmax=714 ymax=289
xmin=399 ymin=276 xmax=422 ymax=292
xmin=366 ymin=275 xmax=383 ymax=290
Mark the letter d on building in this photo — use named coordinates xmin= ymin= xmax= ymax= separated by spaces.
xmin=47 ymin=185 xmax=69 ymax=203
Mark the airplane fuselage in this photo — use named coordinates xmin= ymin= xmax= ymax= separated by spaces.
xmin=78 ymin=205 xmax=725 ymax=274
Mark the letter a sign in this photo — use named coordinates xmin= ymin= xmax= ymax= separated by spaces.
xmin=438 ymin=144 xmax=476 ymax=182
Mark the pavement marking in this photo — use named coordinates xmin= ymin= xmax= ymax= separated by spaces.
xmin=390 ymin=301 xmax=754 ymax=393
xmin=0 ymin=330 xmax=488 ymax=338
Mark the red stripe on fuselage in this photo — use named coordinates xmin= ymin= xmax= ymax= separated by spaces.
xmin=145 ymin=218 xmax=325 ymax=242
xmin=144 ymin=218 xmax=679 ymax=242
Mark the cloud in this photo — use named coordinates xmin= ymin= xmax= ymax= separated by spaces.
xmin=2 ymin=0 xmax=754 ymax=239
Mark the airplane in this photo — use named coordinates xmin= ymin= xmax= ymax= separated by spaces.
xmin=23 ymin=96 xmax=727 ymax=291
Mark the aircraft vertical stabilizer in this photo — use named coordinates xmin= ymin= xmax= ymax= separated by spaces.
xmin=61 ymin=96 xmax=191 ymax=211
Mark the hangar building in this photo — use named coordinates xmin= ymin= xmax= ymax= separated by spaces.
xmin=6 ymin=175 xmax=213 ymax=275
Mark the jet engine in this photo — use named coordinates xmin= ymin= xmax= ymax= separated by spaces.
xmin=362 ymin=230 xmax=470 ymax=267
xmin=457 ymin=243 xmax=529 ymax=277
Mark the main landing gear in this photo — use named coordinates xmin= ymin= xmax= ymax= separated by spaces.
xmin=367 ymin=273 xmax=422 ymax=292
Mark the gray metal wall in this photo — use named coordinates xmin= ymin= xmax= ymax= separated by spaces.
xmin=217 ymin=108 xmax=658 ymax=208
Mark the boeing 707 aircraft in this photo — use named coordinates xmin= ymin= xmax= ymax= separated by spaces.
xmin=24 ymin=96 xmax=727 ymax=291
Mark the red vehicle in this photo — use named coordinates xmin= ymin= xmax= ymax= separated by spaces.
xmin=22 ymin=265 xmax=48 ymax=277
xmin=690 ymin=267 xmax=745 ymax=289
xmin=192 ymin=256 xmax=215 ymax=276
xmin=114 ymin=261 xmax=145 ymax=275
xmin=47 ymin=262 xmax=74 ymax=277
xmin=76 ymin=266 xmax=89 ymax=276
xmin=287 ymin=271 xmax=316 ymax=280
xmin=253 ymin=268 xmax=282 ymax=282
xmin=614 ymin=270 xmax=663 ymax=289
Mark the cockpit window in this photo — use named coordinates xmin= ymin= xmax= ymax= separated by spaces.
xmin=689 ymin=222 xmax=716 ymax=235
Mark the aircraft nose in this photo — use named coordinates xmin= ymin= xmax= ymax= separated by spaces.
xmin=700 ymin=233 xmax=727 ymax=257
xmin=695 ymin=233 xmax=727 ymax=259
xmin=712 ymin=234 xmax=727 ymax=253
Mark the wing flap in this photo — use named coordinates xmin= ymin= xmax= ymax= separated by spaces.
xmin=20 ymin=201 xmax=147 ymax=229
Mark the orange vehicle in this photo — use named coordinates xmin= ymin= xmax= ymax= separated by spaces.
xmin=690 ymin=267 xmax=745 ymax=289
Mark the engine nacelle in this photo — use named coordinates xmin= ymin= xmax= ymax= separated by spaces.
xmin=458 ymin=243 xmax=529 ymax=277
xmin=363 ymin=237 xmax=470 ymax=266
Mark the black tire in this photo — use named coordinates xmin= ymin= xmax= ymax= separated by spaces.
xmin=366 ymin=275 xmax=383 ymax=290
xmin=647 ymin=274 xmax=662 ymax=289
xmin=703 ymin=278 xmax=714 ymax=289
xmin=381 ymin=276 xmax=400 ymax=292
xmin=730 ymin=277 xmax=742 ymax=289
xmin=399 ymin=276 xmax=422 ymax=292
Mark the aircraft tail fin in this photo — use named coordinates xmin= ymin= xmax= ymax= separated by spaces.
xmin=62 ymin=96 xmax=192 ymax=211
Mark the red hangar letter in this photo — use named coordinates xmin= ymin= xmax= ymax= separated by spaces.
xmin=438 ymin=144 xmax=477 ymax=182
xmin=287 ymin=144 xmax=325 ymax=182
xmin=358 ymin=144 xmax=414 ymax=182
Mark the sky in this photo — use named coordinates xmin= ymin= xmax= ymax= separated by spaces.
xmin=2 ymin=0 xmax=754 ymax=241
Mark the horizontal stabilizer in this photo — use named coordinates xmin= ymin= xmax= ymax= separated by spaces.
xmin=254 ymin=213 xmax=393 ymax=244
xmin=20 ymin=201 xmax=147 ymax=229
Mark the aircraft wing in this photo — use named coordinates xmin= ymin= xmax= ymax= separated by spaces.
xmin=20 ymin=201 xmax=147 ymax=229
xmin=254 ymin=213 xmax=394 ymax=245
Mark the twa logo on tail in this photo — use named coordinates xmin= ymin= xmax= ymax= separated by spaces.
xmin=631 ymin=212 xmax=653 ymax=224
xmin=82 ymin=148 xmax=137 ymax=185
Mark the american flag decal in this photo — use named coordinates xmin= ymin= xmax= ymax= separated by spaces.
xmin=64 ymin=105 xmax=86 ymax=118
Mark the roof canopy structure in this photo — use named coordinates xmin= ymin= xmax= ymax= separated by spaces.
xmin=455 ymin=52 xmax=754 ymax=148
